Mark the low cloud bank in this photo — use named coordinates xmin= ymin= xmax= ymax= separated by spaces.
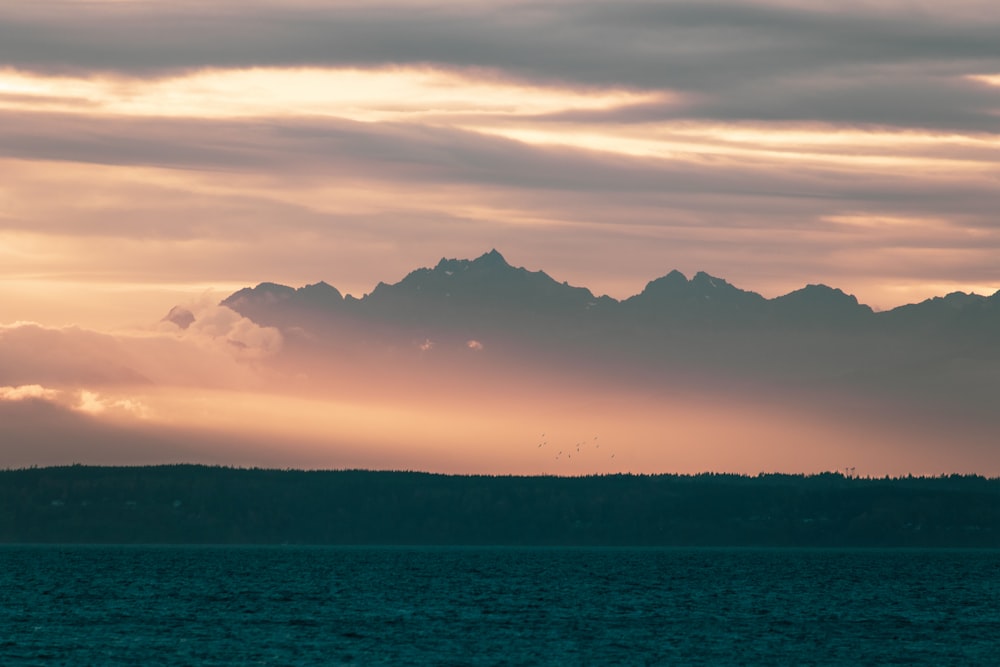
xmin=0 ymin=304 xmax=281 ymax=392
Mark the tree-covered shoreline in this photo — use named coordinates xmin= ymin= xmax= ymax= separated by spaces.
xmin=2 ymin=465 xmax=998 ymax=547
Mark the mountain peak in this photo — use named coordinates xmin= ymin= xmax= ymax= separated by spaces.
xmin=628 ymin=269 xmax=765 ymax=318
xmin=298 ymin=281 xmax=343 ymax=303
xmin=429 ymin=249 xmax=511 ymax=276
xmin=940 ymin=291 xmax=985 ymax=308
xmin=637 ymin=270 xmax=686 ymax=296
xmin=691 ymin=271 xmax=726 ymax=287
xmin=220 ymin=282 xmax=295 ymax=309
xmin=476 ymin=248 xmax=509 ymax=266
xmin=780 ymin=284 xmax=861 ymax=305
xmin=215 ymin=253 xmax=1000 ymax=352
xmin=361 ymin=249 xmax=608 ymax=325
xmin=771 ymin=283 xmax=872 ymax=324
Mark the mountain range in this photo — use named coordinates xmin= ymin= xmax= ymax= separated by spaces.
xmin=217 ymin=249 xmax=1000 ymax=336
xmin=166 ymin=250 xmax=1000 ymax=416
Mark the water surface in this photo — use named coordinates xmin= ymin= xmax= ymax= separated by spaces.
xmin=1 ymin=546 xmax=997 ymax=664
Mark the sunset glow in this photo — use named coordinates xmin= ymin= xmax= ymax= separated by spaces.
xmin=2 ymin=0 xmax=999 ymax=475
xmin=0 ymin=66 xmax=660 ymax=120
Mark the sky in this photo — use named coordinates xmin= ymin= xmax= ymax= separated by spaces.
xmin=2 ymin=0 xmax=999 ymax=475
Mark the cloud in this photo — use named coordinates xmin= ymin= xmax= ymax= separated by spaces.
xmin=176 ymin=303 xmax=284 ymax=361
xmin=0 ymin=398 xmax=177 ymax=468
xmin=0 ymin=309 xmax=281 ymax=392
xmin=2 ymin=1 xmax=999 ymax=131
xmin=0 ymin=395 xmax=364 ymax=470
xmin=0 ymin=384 xmax=60 ymax=402
xmin=0 ymin=323 xmax=151 ymax=387
xmin=75 ymin=389 xmax=150 ymax=419
xmin=2 ymin=108 xmax=997 ymax=307
xmin=664 ymin=73 xmax=1000 ymax=133
xmin=0 ymin=383 xmax=148 ymax=421
xmin=2 ymin=111 xmax=997 ymax=218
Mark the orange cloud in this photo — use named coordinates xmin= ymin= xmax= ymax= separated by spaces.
xmin=0 ymin=384 xmax=60 ymax=401
xmin=0 ymin=66 xmax=658 ymax=121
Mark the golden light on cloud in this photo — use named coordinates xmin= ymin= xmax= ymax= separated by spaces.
xmin=824 ymin=213 xmax=955 ymax=231
xmin=472 ymin=123 xmax=999 ymax=174
xmin=0 ymin=384 xmax=60 ymax=402
xmin=0 ymin=66 xmax=658 ymax=121
xmin=75 ymin=389 xmax=150 ymax=418
xmin=967 ymin=74 xmax=1000 ymax=86
xmin=0 ymin=74 xmax=44 ymax=96
xmin=8 ymin=63 xmax=993 ymax=178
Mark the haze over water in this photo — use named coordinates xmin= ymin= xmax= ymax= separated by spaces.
xmin=1 ymin=247 xmax=998 ymax=475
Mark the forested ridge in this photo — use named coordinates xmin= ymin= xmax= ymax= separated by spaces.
xmin=2 ymin=466 xmax=998 ymax=547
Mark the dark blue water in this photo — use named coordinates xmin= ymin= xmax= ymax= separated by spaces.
xmin=1 ymin=546 xmax=997 ymax=665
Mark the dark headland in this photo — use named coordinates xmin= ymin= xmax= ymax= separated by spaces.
xmin=2 ymin=465 xmax=998 ymax=547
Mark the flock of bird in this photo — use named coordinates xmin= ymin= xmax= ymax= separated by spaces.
xmin=536 ymin=433 xmax=614 ymax=461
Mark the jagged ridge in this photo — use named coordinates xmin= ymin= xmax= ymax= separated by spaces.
xmin=213 ymin=249 xmax=1000 ymax=334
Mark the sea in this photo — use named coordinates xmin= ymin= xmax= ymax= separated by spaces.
xmin=1 ymin=546 xmax=997 ymax=665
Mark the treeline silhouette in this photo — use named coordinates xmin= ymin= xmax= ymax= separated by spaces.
xmin=2 ymin=466 xmax=998 ymax=547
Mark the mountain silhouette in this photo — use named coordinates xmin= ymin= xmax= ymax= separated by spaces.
xmin=215 ymin=250 xmax=1000 ymax=335
xmin=879 ymin=290 xmax=1000 ymax=341
xmin=622 ymin=270 xmax=768 ymax=326
xmin=205 ymin=250 xmax=1000 ymax=412
xmin=221 ymin=281 xmax=347 ymax=330
xmin=768 ymin=284 xmax=873 ymax=328
xmin=362 ymin=249 xmax=614 ymax=329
